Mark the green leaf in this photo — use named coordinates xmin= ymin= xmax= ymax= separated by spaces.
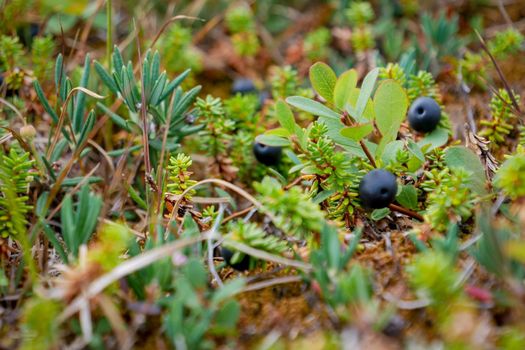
xmin=312 ymin=189 xmax=336 ymax=204
xmin=96 ymin=102 xmax=131 ymax=132
xmin=255 ymin=134 xmax=291 ymax=147
xmin=76 ymin=110 xmax=95 ymax=146
xmin=444 ymin=146 xmax=487 ymax=194
xmin=340 ymin=123 xmax=374 ymax=142
xmin=309 ymin=62 xmax=337 ymax=103
xmin=396 ymin=185 xmax=418 ymax=210
xmin=380 ymin=140 xmax=404 ymax=165
xmin=112 ymin=46 xmax=124 ymax=72
xmin=184 ymin=259 xmax=208 ymax=289
xmin=374 ymin=80 xmax=408 ymax=157
xmin=94 ymin=60 xmax=118 ymax=94
xmin=371 ymin=208 xmax=391 ymax=221
xmin=54 ymin=54 xmax=64 ymax=90
xmin=212 ymin=278 xmax=245 ymax=305
xmin=406 ymin=140 xmax=425 ymax=172
xmin=265 ymin=127 xmax=291 ymax=137
xmin=60 ymin=195 xmax=75 ymax=253
xmin=354 ymin=68 xmax=379 ymax=119
xmin=417 ymin=128 xmax=449 ymax=152
xmin=34 ymin=81 xmax=59 ymax=123
xmin=215 ymin=299 xmax=241 ymax=331
xmin=42 ymin=223 xmax=68 ymax=264
xmin=344 ymin=88 xmax=375 ymax=123
xmin=160 ymin=68 xmax=190 ymax=102
xmin=275 ymin=100 xmax=296 ymax=135
xmin=73 ymin=54 xmax=91 ymax=133
xmin=334 ymin=69 xmax=358 ymax=110
xmin=286 ymin=96 xmax=340 ymax=120
xmin=374 ymin=79 xmax=408 ymax=137
xmin=319 ymin=116 xmax=367 ymax=158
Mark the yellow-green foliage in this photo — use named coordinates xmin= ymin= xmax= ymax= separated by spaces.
xmin=459 ymin=51 xmax=487 ymax=89
xmin=407 ymin=250 xmax=462 ymax=306
xmin=31 ymin=36 xmax=55 ymax=81
xmin=304 ymin=28 xmax=331 ymax=61
xmin=379 ymin=63 xmax=407 ymax=86
xmin=20 ymin=297 xmax=61 ymax=350
xmin=0 ymin=35 xmax=24 ymax=71
xmin=480 ymin=89 xmax=520 ymax=145
xmin=345 ymin=1 xmax=375 ymax=53
xmin=494 ymin=148 xmax=525 ymax=199
xmin=407 ymin=70 xmax=441 ymax=103
xmin=167 ymin=153 xmax=197 ymax=199
xmin=88 ymin=221 xmax=132 ymax=272
xmin=423 ymin=167 xmax=476 ymax=232
xmin=345 ymin=1 xmax=374 ymax=25
xmin=254 ymin=177 xmax=326 ymax=238
xmin=223 ymin=221 xmax=288 ymax=264
xmin=0 ymin=149 xmax=34 ymax=238
xmin=488 ymin=28 xmax=524 ymax=59
xmin=225 ymin=4 xmax=260 ymax=57
xmin=159 ymin=23 xmax=202 ymax=81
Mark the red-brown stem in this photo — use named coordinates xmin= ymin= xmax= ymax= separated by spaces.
xmin=359 ymin=140 xmax=377 ymax=168
xmin=388 ymin=203 xmax=424 ymax=221
xmin=222 ymin=206 xmax=255 ymax=224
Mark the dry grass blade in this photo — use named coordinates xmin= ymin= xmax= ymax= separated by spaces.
xmin=475 ymin=30 xmax=522 ymax=115
xmin=224 ymin=240 xmax=312 ymax=271
xmin=164 ymin=178 xmax=277 ymax=238
xmin=0 ymin=97 xmax=25 ymax=123
xmin=57 ymin=234 xmax=209 ymax=321
xmin=47 ymin=86 xmax=106 ymax=158
xmin=241 ymin=275 xmax=302 ymax=293
xmin=0 ymin=126 xmax=32 ymax=153
xmin=150 ymin=15 xmax=205 ymax=49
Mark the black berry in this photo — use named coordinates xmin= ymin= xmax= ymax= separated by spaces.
xmin=359 ymin=169 xmax=398 ymax=209
xmin=17 ymin=23 xmax=39 ymax=48
xmin=221 ymin=246 xmax=250 ymax=271
xmin=232 ymin=78 xmax=257 ymax=95
xmin=258 ymin=90 xmax=270 ymax=110
xmin=407 ymin=97 xmax=441 ymax=133
xmin=253 ymin=142 xmax=282 ymax=166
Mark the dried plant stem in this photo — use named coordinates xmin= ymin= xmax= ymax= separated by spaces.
xmin=222 ymin=206 xmax=255 ymax=224
xmin=57 ymin=235 xmax=210 ymax=321
xmin=388 ymin=203 xmax=424 ymax=221
xmin=207 ymin=204 xmax=226 ymax=287
xmin=241 ymin=275 xmax=302 ymax=293
xmin=475 ymin=30 xmax=522 ymax=115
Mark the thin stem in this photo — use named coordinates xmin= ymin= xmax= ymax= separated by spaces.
xmin=207 ymin=204 xmax=225 ymax=287
xmin=388 ymin=203 xmax=424 ymax=221
xmin=222 ymin=206 xmax=255 ymax=224
xmin=475 ymin=30 xmax=521 ymax=115
xmin=359 ymin=140 xmax=377 ymax=168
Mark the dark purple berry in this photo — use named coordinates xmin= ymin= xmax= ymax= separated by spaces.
xmin=221 ymin=246 xmax=250 ymax=271
xmin=253 ymin=142 xmax=282 ymax=166
xmin=359 ymin=169 xmax=398 ymax=209
xmin=407 ymin=97 xmax=441 ymax=133
xmin=232 ymin=78 xmax=257 ymax=95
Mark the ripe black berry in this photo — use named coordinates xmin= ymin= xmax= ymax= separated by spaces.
xmin=407 ymin=97 xmax=441 ymax=133
xmin=232 ymin=78 xmax=257 ymax=95
xmin=359 ymin=169 xmax=398 ymax=209
xmin=221 ymin=246 xmax=250 ymax=271
xmin=253 ymin=142 xmax=282 ymax=166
